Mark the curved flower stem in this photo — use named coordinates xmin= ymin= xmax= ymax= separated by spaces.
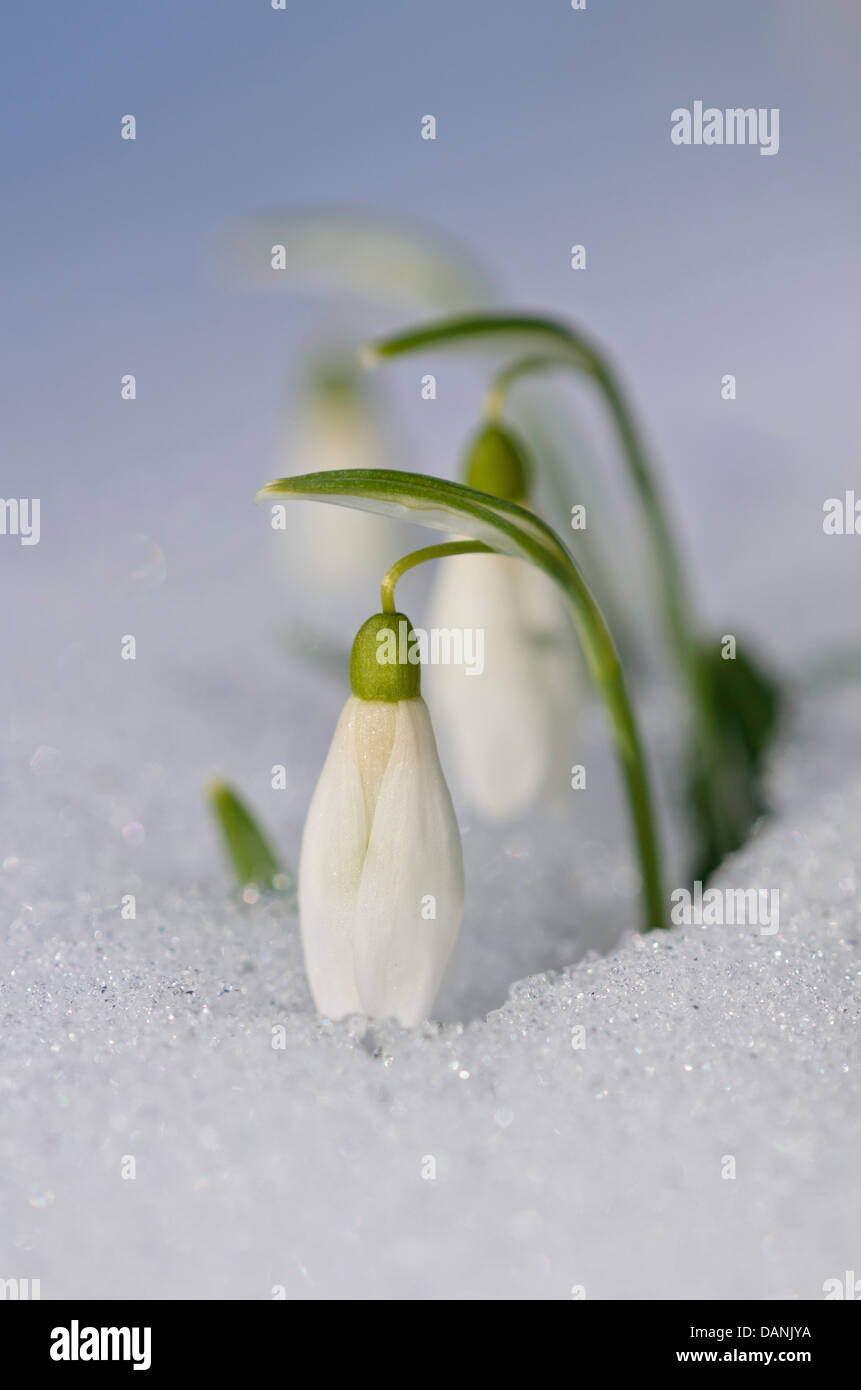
xmin=259 ymin=468 xmax=667 ymax=931
xmin=381 ymin=540 xmax=494 ymax=613
xmin=366 ymin=314 xmax=698 ymax=668
xmin=364 ymin=313 xmax=733 ymax=854
xmin=483 ymin=356 xmax=561 ymax=423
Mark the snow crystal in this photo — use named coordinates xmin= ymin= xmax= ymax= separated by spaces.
xmin=1 ymin=556 xmax=858 ymax=1300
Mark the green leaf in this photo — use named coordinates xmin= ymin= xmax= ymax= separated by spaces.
xmin=364 ymin=312 xmax=787 ymax=891
xmin=258 ymin=468 xmax=574 ymax=600
xmin=363 ymin=312 xmax=597 ymax=372
xmin=207 ymin=780 xmax=292 ymax=895
xmin=258 ymin=467 xmax=667 ymax=932
xmin=704 ymin=640 xmax=782 ymax=773
xmin=687 ymin=640 xmax=783 ymax=883
xmin=363 ymin=313 xmax=694 ymax=668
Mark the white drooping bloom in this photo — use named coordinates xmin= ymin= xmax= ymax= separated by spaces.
xmin=273 ymin=370 xmax=398 ymax=592
xmin=426 ymin=551 xmax=579 ymax=821
xmin=298 ymin=693 xmax=464 ymax=1026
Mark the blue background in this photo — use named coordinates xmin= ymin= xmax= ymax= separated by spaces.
xmin=2 ymin=0 xmax=859 ymax=655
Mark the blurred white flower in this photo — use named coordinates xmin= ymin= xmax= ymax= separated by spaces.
xmin=426 ymin=551 xmax=578 ymax=821
xmin=274 ymin=366 xmax=398 ymax=592
xmin=422 ymin=421 xmax=579 ymax=821
xmin=299 ymin=614 xmax=464 ymax=1025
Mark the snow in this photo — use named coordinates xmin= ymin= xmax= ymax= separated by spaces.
xmin=1 ymin=543 xmax=859 ymax=1301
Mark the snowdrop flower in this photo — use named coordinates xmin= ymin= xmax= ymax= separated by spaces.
xmin=273 ymin=363 xmax=398 ymax=592
xmin=299 ymin=611 xmax=464 ymax=1026
xmin=426 ymin=424 xmax=579 ymax=821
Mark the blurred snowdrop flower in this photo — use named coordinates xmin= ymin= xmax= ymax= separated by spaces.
xmin=274 ymin=362 xmax=398 ymax=593
xmin=299 ymin=612 xmax=464 ymax=1026
xmin=427 ymin=424 xmax=579 ymax=821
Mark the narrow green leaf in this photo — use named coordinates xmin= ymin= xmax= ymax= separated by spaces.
xmin=362 ymin=313 xmax=695 ymax=660
xmin=258 ymin=468 xmax=576 ymax=617
xmin=703 ymin=640 xmax=781 ymax=775
xmin=207 ymin=780 xmax=291 ymax=894
xmin=258 ymin=467 xmax=666 ymax=931
xmin=688 ymin=641 xmax=783 ymax=883
xmin=362 ymin=312 xmax=596 ymax=372
xmin=363 ymin=312 xmax=786 ymax=889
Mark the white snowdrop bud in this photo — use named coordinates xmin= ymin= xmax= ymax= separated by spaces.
xmin=428 ymin=422 xmax=579 ymax=821
xmin=298 ymin=612 xmax=464 ymax=1026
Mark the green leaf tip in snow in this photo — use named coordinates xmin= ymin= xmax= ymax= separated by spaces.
xmin=207 ymin=779 xmax=292 ymax=896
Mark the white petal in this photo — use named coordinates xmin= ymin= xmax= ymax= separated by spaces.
xmin=348 ymin=698 xmax=398 ymax=823
xmin=426 ymin=553 xmax=578 ymax=820
xmin=298 ymin=696 xmax=370 ymax=1019
xmin=352 ymin=698 xmax=464 ymax=1026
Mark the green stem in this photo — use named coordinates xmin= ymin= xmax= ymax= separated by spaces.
xmin=364 ymin=313 xmax=733 ymax=858
xmin=551 ymin=551 xmax=665 ymax=931
xmin=484 ymin=357 xmax=557 ymax=422
xmin=381 ymin=540 xmax=493 ymax=613
xmin=366 ymin=314 xmax=698 ymax=668
xmin=259 ymin=468 xmax=667 ymax=930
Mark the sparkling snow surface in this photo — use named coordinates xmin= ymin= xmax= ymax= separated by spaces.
xmin=1 ymin=548 xmax=859 ymax=1302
